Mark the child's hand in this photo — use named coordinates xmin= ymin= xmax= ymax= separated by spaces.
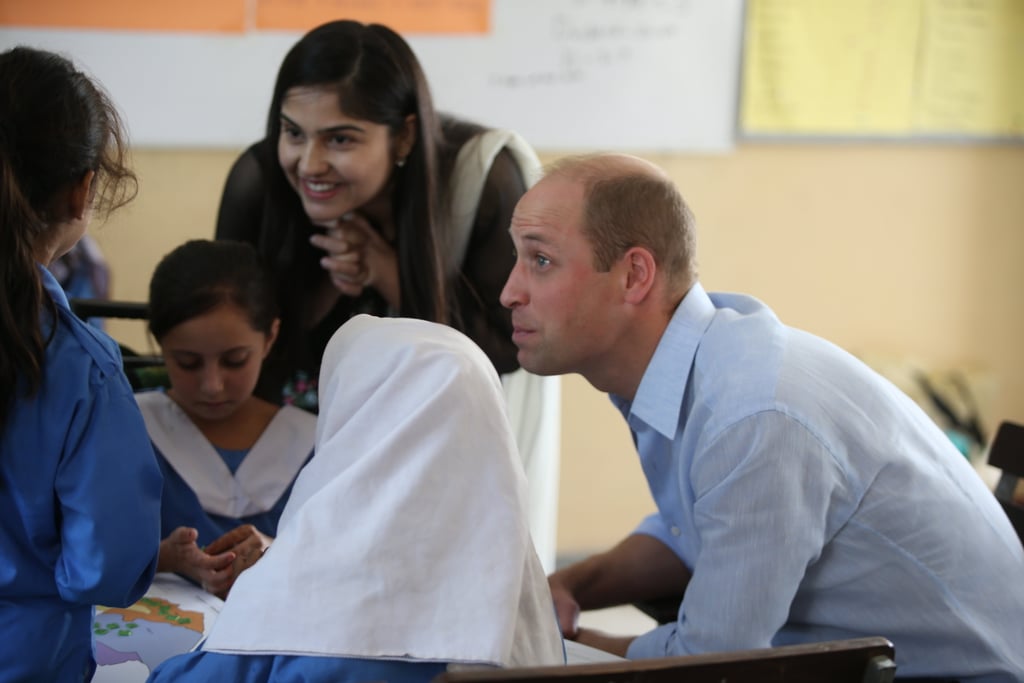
xmin=203 ymin=524 xmax=273 ymax=598
xmin=157 ymin=526 xmax=237 ymax=598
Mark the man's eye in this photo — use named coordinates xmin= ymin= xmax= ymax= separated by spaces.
xmin=536 ymin=254 xmax=551 ymax=267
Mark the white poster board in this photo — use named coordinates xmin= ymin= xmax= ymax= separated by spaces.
xmin=0 ymin=0 xmax=742 ymax=151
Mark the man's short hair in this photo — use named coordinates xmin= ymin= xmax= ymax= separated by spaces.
xmin=548 ymin=155 xmax=697 ymax=297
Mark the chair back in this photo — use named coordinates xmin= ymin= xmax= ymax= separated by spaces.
xmin=988 ymin=420 xmax=1024 ymax=543
xmin=434 ymin=636 xmax=897 ymax=683
xmin=69 ymin=298 xmax=166 ymax=390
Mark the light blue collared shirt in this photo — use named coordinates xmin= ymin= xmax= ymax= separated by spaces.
xmin=618 ymin=283 xmax=1024 ymax=681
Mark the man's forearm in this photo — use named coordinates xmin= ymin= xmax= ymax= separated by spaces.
xmin=553 ymin=533 xmax=692 ymax=610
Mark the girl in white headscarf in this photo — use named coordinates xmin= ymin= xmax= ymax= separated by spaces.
xmin=149 ymin=314 xmax=565 ymax=682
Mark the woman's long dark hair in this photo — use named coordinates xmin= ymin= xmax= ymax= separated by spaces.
xmin=0 ymin=47 xmax=136 ymax=430
xmin=261 ymin=20 xmax=450 ymax=325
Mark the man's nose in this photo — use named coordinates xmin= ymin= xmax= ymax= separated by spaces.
xmin=500 ymin=260 xmax=525 ymax=309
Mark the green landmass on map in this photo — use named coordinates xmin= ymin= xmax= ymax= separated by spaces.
xmin=95 ymin=596 xmax=205 ymax=636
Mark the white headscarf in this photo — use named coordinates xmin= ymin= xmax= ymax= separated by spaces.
xmin=202 ymin=315 xmax=564 ymax=667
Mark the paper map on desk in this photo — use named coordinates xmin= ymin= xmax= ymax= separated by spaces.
xmin=93 ymin=572 xmax=223 ymax=682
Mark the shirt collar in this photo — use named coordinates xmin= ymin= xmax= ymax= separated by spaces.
xmin=39 ymin=264 xmax=71 ymax=310
xmin=613 ymin=281 xmax=716 ymax=439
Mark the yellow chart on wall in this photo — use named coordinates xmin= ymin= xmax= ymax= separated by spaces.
xmin=914 ymin=0 xmax=1024 ymax=136
xmin=741 ymin=0 xmax=1024 ymax=138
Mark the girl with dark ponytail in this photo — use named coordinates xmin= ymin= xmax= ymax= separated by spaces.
xmin=0 ymin=46 xmax=162 ymax=681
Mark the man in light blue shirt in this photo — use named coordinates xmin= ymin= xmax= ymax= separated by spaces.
xmin=499 ymin=153 xmax=1024 ymax=681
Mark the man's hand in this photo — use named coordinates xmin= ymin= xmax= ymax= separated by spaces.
xmin=546 ymin=534 xmax=692 ymax=642
xmin=548 ymin=575 xmax=582 ymax=639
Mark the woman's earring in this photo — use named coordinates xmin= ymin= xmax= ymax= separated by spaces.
xmin=396 ymin=157 xmax=407 ymax=168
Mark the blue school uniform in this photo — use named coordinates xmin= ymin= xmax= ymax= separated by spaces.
xmin=148 ymin=650 xmax=447 ymax=683
xmin=0 ymin=267 xmax=162 ymax=682
xmin=155 ymin=451 xmax=295 ymax=545
xmin=135 ymin=391 xmax=315 ymax=547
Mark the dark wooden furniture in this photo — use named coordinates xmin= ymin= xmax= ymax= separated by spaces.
xmin=69 ymin=298 xmax=165 ymax=389
xmin=988 ymin=420 xmax=1024 ymax=544
xmin=434 ymin=636 xmax=897 ymax=683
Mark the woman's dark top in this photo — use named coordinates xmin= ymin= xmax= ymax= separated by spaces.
xmin=215 ymin=118 xmax=525 ymax=410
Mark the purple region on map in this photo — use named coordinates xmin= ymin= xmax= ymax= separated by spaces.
xmin=94 ymin=613 xmax=203 ymax=670
xmin=95 ymin=640 xmax=142 ymax=666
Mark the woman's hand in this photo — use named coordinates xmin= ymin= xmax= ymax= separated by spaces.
xmin=309 ymin=213 xmax=400 ymax=310
xmin=157 ymin=526 xmax=237 ymax=599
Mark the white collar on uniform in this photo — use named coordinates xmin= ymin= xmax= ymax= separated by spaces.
xmin=201 ymin=315 xmax=564 ymax=667
xmin=135 ymin=391 xmax=315 ymax=517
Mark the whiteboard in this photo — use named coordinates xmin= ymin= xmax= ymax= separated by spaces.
xmin=0 ymin=0 xmax=743 ymax=151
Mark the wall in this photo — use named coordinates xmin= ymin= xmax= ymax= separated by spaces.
xmin=1 ymin=0 xmax=743 ymax=150
xmin=93 ymin=143 xmax=1024 ymax=555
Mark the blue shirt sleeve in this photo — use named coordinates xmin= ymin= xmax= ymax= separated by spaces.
xmin=633 ymin=513 xmax=683 ymax=554
xmin=628 ymin=411 xmax=845 ymax=658
xmin=53 ymin=367 xmax=163 ymax=607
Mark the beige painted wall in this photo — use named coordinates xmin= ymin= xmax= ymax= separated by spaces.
xmin=92 ymin=144 xmax=1024 ymax=556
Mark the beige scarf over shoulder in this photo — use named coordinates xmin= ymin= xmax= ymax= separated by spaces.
xmin=445 ymin=128 xmax=542 ymax=275
xmin=445 ymin=129 xmax=562 ymax=573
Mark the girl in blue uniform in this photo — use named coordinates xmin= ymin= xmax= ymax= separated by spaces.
xmin=148 ymin=316 xmax=565 ymax=682
xmin=0 ymin=47 xmax=163 ymax=682
xmin=137 ymin=239 xmax=315 ymax=599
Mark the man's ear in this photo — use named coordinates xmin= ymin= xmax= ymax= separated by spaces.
xmin=68 ymin=170 xmax=95 ymax=221
xmin=621 ymin=246 xmax=657 ymax=305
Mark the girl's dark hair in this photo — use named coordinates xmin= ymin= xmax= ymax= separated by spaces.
xmin=148 ymin=239 xmax=279 ymax=342
xmin=0 ymin=46 xmax=136 ymax=429
xmin=261 ymin=20 xmax=448 ymax=324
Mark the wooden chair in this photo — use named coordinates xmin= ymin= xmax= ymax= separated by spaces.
xmin=988 ymin=420 xmax=1024 ymax=544
xmin=434 ymin=636 xmax=897 ymax=683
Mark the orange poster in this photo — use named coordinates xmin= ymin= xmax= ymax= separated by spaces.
xmin=255 ymin=0 xmax=489 ymax=34
xmin=0 ymin=0 xmax=246 ymax=32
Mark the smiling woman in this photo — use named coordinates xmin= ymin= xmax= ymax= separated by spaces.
xmin=276 ymin=86 xmax=414 ymax=235
xmin=214 ymin=19 xmax=539 ymax=412
xmin=137 ymin=239 xmax=316 ymax=600
xmin=274 ymin=83 xmax=415 ymax=311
